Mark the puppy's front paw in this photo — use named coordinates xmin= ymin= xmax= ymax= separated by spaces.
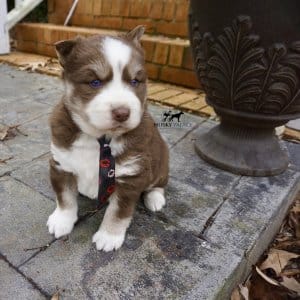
xmin=92 ymin=229 xmax=125 ymax=252
xmin=47 ymin=208 xmax=77 ymax=239
xmin=144 ymin=189 xmax=166 ymax=212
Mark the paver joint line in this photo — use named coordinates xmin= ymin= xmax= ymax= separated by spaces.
xmin=0 ymin=252 xmax=49 ymax=299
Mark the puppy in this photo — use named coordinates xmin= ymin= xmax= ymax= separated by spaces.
xmin=47 ymin=26 xmax=169 ymax=252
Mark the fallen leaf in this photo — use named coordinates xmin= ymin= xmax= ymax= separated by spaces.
xmin=239 ymin=284 xmax=249 ymax=300
xmin=51 ymin=291 xmax=59 ymax=300
xmin=0 ymin=124 xmax=9 ymax=140
xmin=249 ymin=266 xmax=299 ymax=300
xmin=19 ymin=61 xmax=47 ymax=72
xmin=281 ymin=276 xmax=300 ymax=294
xmin=275 ymin=240 xmax=300 ymax=255
xmin=231 ymin=287 xmax=242 ymax=300
xmin=260 ymin=249 xmax=299 ymax=274
xmin=231 ymin=284 xmax=249 ymax=300
xmin=0 ymin=156 xmax=13 ymax=164
xmin=282 ymin=257 xmax=300 ymax=277
xmin=255 ymin=266 xmax=280 ymax=286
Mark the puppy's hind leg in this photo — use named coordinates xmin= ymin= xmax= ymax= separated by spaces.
xmin=47 ymin=158 xmax=78 ymax=238
xmin=144 ymin=187 xmax=166 ymax=212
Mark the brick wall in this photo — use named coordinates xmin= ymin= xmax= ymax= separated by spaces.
xmin=14 ymin=23 xmax=199 ymax=88
xmin=48 ymin=0 xmax=189 ymax=38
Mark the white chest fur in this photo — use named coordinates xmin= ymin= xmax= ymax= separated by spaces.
xmin=51 ymin=134 xmax=100 ymax=198
xmin=51 ymin=134 xmax=140 ymax=199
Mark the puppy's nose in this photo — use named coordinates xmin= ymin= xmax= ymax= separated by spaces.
xmin=112 ymin=107 xmax=130 ymax=122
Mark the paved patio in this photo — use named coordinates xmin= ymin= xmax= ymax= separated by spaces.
xmin=0 ymin=64 xmax=299 ymax=299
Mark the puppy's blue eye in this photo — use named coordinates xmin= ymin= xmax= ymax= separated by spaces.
xmin=130 ymin=79 xmax=140 ymax=87
xmin=89 ymin=79 xmax=102 ymax=88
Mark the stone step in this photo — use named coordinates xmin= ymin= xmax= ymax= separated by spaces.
xmin=48 ymin=0 xmax=189 ymax=38
xmin=14 ymin=22 xmax=199 ymax=88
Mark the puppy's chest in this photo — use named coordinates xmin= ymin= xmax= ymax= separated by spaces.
xmin=51 ymin=134 xmax=140 ymax=199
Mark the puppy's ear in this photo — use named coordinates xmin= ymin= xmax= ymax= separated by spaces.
xmin=126 ymin=25 xmax=145 ymax=46
xmin=55 ymin=37 xmax=80 ymax=66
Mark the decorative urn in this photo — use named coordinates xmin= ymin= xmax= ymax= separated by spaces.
xmin=189 ymin=0 xmax=300 ymax=176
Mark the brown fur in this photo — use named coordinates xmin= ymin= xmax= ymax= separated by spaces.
xmin=49 ymin=158 xmax=77 ymax=209
xmin=115 ymin=111 xmax=169 ymax=218
xmin=50 ymin=100 xmax=80 ymax=149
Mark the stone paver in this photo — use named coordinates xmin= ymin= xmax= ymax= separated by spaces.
xmin=0 ymin=176 xmax=54 ymax=266
xmin=0 ymin=260 xmax=46 ymax=299
xmin=287 ymin=118 xmax=300 ymax=131
xmin=0 ymin=114 xmax=51 ymax=176
xmin=1 ymin=64 xmax=300 ymax=300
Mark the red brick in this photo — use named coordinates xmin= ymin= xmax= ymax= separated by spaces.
xmin=47 ymin=0 xmax=54 ymax=13
xmin=119 ymin=0 xmax=130 ymax=16
xmin=175 ymin=1 xmax=189 ymax=21
xmin=36 ymin=43 xmax=56 ymax=57
xmin=71 ymin=14 xmax=94 ymax=27
xmin=162 ymin=0 xmax=176 ymax=21
xmin=160 ymin=66 xmax=199 ymax=88
xmin=169 ymin=44 xmax=184 ymax=67
xmin=130 ymin=0 xmax=151 ymax=18
xmin=141 ymin=40 xmax=155 ymax=62
xmin=15 ymin=24 xmax=37 ymax=41
xmin=17 ymin=40 xmax=37 ymax=53
xmin=145 ymin=63 xmax=160 ymax=80
xmin=49 ymin=29 xmax=61 ymax=45
xmin=84 ymin=0 xmax=94 ymax=14
xmin=74 ymin=0 xmax=85 ymax=14
xmin=111 ymin=0 xmax=121 ymax=15
xmin=149 ymin=1 xmax=163 ymax=19
xmin=93 ymin=0 xmax=102 ymax=15
xmin=182 ymin=47 xmax=194 ymax=70
xmin=48 ymin=13 xmax=66 ymax=24
xmin=94 ymin=17 xmax=122 ymax=30
xmin=36 ymin=27 xmax=45 ymax=42
xmin=122 ymin=19 xmax=155 ymax=33
xmin=153 ymin=43 xmax=169 ymax=65
xmin=58 ymin=30 xmax=69 ymax=41
xmin=102 ymin=0 xmax=112 ymax=15
xmin=156 ymin=21 xmax=188 ymax=38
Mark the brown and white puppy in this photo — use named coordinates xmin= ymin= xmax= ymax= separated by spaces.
xmin=47 ymin=26 xmax=169 ymax=252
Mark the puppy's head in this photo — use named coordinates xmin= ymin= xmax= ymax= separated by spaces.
xmin=55 ymin=26 xmax=147 ymax=137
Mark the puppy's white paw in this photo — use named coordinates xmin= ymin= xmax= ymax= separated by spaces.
xmin=144 ymin=190 xmax=166 ymax=212
xmin=47 ymin=208 xmax=77 ymax=239
xmin=92 ymin=229 xmax=125 ymax=252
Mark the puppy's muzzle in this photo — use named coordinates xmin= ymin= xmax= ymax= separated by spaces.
xmin=112 ymin=107 xmax=130 ymax=122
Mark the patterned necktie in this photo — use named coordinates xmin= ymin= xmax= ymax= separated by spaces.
xmin=97 ymin=136 xmax=116 ymax=207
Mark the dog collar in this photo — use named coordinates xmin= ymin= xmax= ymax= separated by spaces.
xmin=97 ymin=135 xmax=115 ymax=207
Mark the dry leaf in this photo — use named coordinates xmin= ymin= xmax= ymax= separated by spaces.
xmin=19 ymin=61 xmax=47 ymax=71
xmin=0 ymin=156 xmax=13 ymax=164
xmin=231 ymin=284 xmax=249 ymax=300
xmin=282 ymin=257 xmax=300 ymax=277
xmin=51 ymin=291 xmax=59 ymax=300
xmin=255 ymin=266 xmax=280 ymax=286
xmin=231 ymin=287 xmax=243 ymax=300
xmin=260 ymin=249 xmax=299 ymax=274
xmin=239 ymin=284 xmax=249 ymax=300
xmin=281 ymin=276 xmax=300 ymax=294
xmin=0 ymin=124 xmax=9 ymax=140
xmin=275 ymin=240 xmax=300 ymax=255
xmin=249 ymin=267 xmax=298 ymax=300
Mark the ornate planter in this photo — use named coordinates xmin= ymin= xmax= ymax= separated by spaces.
xmin=189 ymin=0 xmax=300 ymax=176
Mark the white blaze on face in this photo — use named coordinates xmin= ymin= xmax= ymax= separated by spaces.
xmin=85 ymin=37 xmax=143 ymax=132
